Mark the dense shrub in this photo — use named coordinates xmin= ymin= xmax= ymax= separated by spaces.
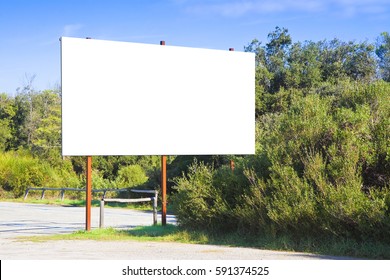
xmin=173 ymin=81 xmax=390 ymax=242
xmin=0 ymin=150 xmax=80 ymax=197
xmin=172 ymin=161 xmax=230 ymax=230
xmin=115 ymin=164 xmax=148 ymax=188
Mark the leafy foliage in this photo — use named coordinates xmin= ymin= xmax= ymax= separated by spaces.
xmin=376 ymin=32 xmax=390 ymax=82
xmin=0 ymin=150 xmax=80 ymax=196
xmin=172 ymin=161 xmax=230 ymax=230
xmin=116 ymin=164 xmax=148 ymax=188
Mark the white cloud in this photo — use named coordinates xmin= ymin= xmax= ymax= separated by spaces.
xmin=63 ymin=24 xmax=83 ymax=37
xmin=181 ymin=0 xmax=388 ymax=18
xmin=185 ymin=1 xmax=323 ymax=17
xmin=329 ymin=0 xmax=390 ymax=17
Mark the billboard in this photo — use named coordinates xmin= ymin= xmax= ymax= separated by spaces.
xmin=61 ymin=37 xmax=255 ymax=156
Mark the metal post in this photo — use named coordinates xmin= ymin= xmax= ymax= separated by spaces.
xmin=153 ymin=191 xmax=158 ymax=225
xmin=86 ymin=156 xmax=92 ymax=231
xmin=24 ymin=188 xmax=29 ymax=200
xmin=41 ymin=189 xmax=45 ymax=200
xmin=60 ymin=189 xmax=65 ymax=201
xmin=161 ymin=155 xmax=167 ymax=226
xmin=99 ymin=199 xmax=104 ymax=228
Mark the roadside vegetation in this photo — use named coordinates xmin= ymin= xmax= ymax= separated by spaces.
xmin=1 ymin=27 xmax=390 ymax=258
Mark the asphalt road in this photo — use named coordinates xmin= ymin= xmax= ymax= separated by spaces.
xmin=0 ymin=202 xmax=351 ymax=260
xmin=0 ymin=201 xmax=175 ymax=238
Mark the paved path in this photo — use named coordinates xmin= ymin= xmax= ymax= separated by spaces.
xmin=0 ymin=202 xmax=351 ymax=260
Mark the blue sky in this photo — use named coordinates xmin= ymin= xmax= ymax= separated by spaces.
xmin=1 ymin=0 xmax=389 ymax=94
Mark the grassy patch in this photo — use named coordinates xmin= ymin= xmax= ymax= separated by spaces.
xmin=23 ymin=225 xmax=209 ymax=244
xmin=20 ymin=225 xmax=390 ymax=259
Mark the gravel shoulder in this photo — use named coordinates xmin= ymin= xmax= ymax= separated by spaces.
xmin=0 ymin=239 xmax=348 ymax=260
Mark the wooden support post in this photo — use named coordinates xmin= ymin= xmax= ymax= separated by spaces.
xmin=230 ymin=160 xmax=235 ymax=172
xmin=160 ymin=40 xmax=167 ymax=226
xmin=161 ymin=155 xmax=167 ymax=226
xmin=86 ymin=156 xmax=92 ymax=231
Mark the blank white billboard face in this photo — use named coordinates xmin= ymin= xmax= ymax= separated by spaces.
xmin=61 ymin=37 xmax=255 ymax=156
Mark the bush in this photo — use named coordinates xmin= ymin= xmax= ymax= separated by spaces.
xmin=234 ymin=169 xmax=270 ymax=234
xmin=212 ymin=164 xmax=249 ymax=206
xmin=172 ymin=161 xmax=230 ymax=230
xmin=319 ymin=182 xmax=390 ymax=240
xmin=241 ymin=81 xmax=390 ymax=240
xmin=115 ymin=164 xmax=148 ymax=188
xmin=266 ymin=164 xmax=319 ymax=236
xmin=0 ymin=151 xmax=45 ymax=196
xmin=0 ymin=151 xmax=80 ymax=197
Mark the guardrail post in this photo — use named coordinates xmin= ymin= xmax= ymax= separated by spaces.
xmin=24 ymin=188 xmax=30 ymax=200
xmin=153 ymin=192 xmax=158 ymax=225
xmin=60 ymin=189 xmax=65 ymax=201
xmin=100 ymin=199 xmax=104 ymax=228
xmin=40 ymin=189 xmax=45 ymax=200
xmin=86 ymin=156 xmax=92 ymax=231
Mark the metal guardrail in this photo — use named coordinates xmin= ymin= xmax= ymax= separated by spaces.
xmin=24 ymin=187 xmax=159 ymax=226
xmin=24 ymin=187 xmax=128 ymax=201
xmin=100 ymin=190 xmax=159 ymax=227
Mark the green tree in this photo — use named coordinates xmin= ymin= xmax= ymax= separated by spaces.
xmin=286 ymin=41 xmax=322 ymax=89
xmin=246 ymin=29 xmax=378 ymax=98
xmin=318 ymin=39 xmax=376 ymax=82
xmin=265 ymin=26 xmax=292 ymax=92
xmin=15 ymin=75 xmax=41 ymax=147
xmin=11 ymin=93 xmax=29 ymax=148
xmin=0 ymin=93 xmax=15 ymax=151
xmin=30 ymin=90 xmax=61 ymax=162
xmin=376 ymin=32 xmax=390 ymax=81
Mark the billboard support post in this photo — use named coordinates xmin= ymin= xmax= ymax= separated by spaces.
xmin=160 ymin=40 xmax=167 ymax=226
xmin=161 ymin=155 xmax=167 ymax=226
xmin=86 ymin=156 xmax=92 ymax=231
